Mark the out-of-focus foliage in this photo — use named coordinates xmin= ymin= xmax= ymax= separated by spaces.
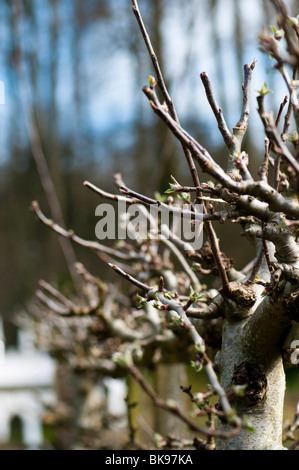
xmin=0 ymin=0 xmax=298 ymax=450
xmin=0 ymin=0 xmax=285 ymax=334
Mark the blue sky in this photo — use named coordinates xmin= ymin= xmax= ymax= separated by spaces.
xmin=0 ymin=0 xmax=295 ymax=166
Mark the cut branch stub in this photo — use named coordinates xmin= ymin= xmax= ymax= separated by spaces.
xmin=232 ymin=362 xmax=267 ymax=405
xmin=222 ymin=282 xmax=257 ymax=322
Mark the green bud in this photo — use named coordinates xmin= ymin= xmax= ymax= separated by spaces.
xmin=154 ymin=191 xmax=167 ymax=202
xmin=177 ymin=192 xmax=190 ymax=203
xmin=132 ymin=342 xmax=144 ymax=362
xmin=169 ymin=312 xmax=184 ymax=327
xmin=112 ymin=350 xmax=133 ymax=368
xmin=287 ymin=16 xmax=298 ymax=27
xmin=189 ymin=286 xmax=204 ymax=302
xmin=137 ymin=293 xmax=148 ymax=310
xmin=166 ymin=399 xmax=178 ymax=409
xmin=193 ymin=392 xmax=204 ymax=403
xmin=270 ymin=25 xmax=276 ymax=34
xmin=274 ymin=29 xmax=284 ymax=40
xmin=191 ymin=360 xmax=203 ymax=372
xmin=170 ymin=175 xmax=180 ymax=185
xmin=226 ymin=409 xmax=238 ymax=425
xmin=195 ymin=343 xmax=206 ymax=354
xmin=242 ymin=415 xmax=256 ymax=433
xmin=191 ymin=262 xmax=201 ymax=272
xmin=257 ymin=81 xmax=272 ymax=96
xmin=165 ymin=183 xmax=177 ymax=194
xmin=164 ymin=291 xmax=175 ymax=300
xmin=148 ymin=75 xmax=157 ymax=87
xmin=154 ymin=433 xmax=165 ymax=449
xmin=287 ymin=131 xmax=299 ymax=144
xmin=194 ymin=395 xmax=211 ymax=409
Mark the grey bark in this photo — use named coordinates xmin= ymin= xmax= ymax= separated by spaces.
xmin=216 ymin=320 xmax=287 ymax=450
xmin=216 ymin=240 xmax=298 ymax=449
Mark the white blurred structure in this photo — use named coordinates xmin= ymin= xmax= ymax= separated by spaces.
xmin=0 ymin=319 xmax=56 ymax=448
xmin=0 ymin=317 xmax=129 ymax=449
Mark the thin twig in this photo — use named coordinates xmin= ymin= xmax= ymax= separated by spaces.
xmin=114 ymin=181 xmax=232 ymax=293
xmin=143 ymin=84 xmax=299 ymax=218
xmin=259 ymin=137 xmax=270 ymax=183
xmin=114 ymin=179 xmax=237 ymax=222
xmin=132 ymin=0 xmax=202 ymax=201
xmin=35 ymin=290 xmax=71 ymax=316
xmin=128 ymin=362 xmax=240 ymax=440
xmin=262 ymin=112 xmax=299 ymax=174
xmin=124 ymin=396 xmax=147 ymax=450
xmin=110 ymin=263 xmax=238 ymax=427
xmin=39 ymin=280 xmax=79 ymax=313
xmin=227 ymin=60 xmax=257 ymax=176
xmin=131 ymin=0 xmax=177 ymax=122
xmin=204 ymin=222 xmax=231 ymax=295
xmin=262 ymin=240 xmax=272 ymax=274
xmin=289 ymin=439 xmax=299 ymax=451
xmin=247 ymin=246 xmax=265 ymax=283
xmin=160 ymin=229 xmax=201 ymax=292
xmin=84 ymin=180 xmax=137 ymax=204
xmin=31 ymin=201 xmax=145 ymax=262
xmin=281 ymin=68 xmax=297 ymax=142
xmin=109 ymin=264 xmax=152 ymax=292
xmin=275 ymin=95 xmax=288 ymax=128
xmin=200 ymin=72 xmax=234 ymax=147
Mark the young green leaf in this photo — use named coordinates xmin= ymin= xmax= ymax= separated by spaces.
xmin=257 ymin=82 xmax=273 ymax=96
xmin=177 ymin=192 xmax=190 ymax=202
xmin=242 ymin=416 xmax=256 ymax=433
xmin=190 ymin=359 xmax=203 ymax=373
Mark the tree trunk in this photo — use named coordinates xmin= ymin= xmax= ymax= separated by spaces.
xmin=216 ymin=319 xmax=287 ymax=450
xmin=214 ymin=236 xmax=298 ymax=450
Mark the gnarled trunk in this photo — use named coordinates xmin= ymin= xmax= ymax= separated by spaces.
xmin=216 ymin=319 xmax=287 ymax=450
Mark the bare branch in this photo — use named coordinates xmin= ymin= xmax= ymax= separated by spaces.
xmin=109 ymin=263 xmax=152 ymax=293
xmin=204 ymin=221 xmax=231 ymax=295
xmin=259 ymin=138 xmax=270 ymax=183
xmin=143 ymin=84 xmax=299 ymax=218
xmin=110 ymin=263 xmax=239 ymax=426
xmin=30 ymin=200 xmax=144 ymax=262
xmin=262 ymin=112 xmax=299 ymax=174
xmin=128 ymin=362 xmax=241 ymax=440
xmin=84 ymin=180 xmax=137 ymax=204
xmin=227 ymin=60 xmax=257 ymax=176
xmin=200 ymin=72 xmax=234 ymax=147
xmin=38 ymin=280 xmax=79 ymax=313
xmin=131 ymin=1 xmax=202 ymax=198
xmin=247 ymin=246 xmax=265 ymax=283
xmin=159 ymin=229 xmax=201 ymax=292
xmin=201 ymin=61 xmax=257 ymax=180
xmin=131 ymin=0 xmax=177 ymax=121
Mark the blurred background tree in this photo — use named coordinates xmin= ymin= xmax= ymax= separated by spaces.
xmin=0 ymin=0 xmax=298 ymax=448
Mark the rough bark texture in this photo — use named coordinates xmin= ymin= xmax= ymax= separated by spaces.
xmin=215 ymin=239 xmax=298 ymax=450
xmin=216 ymin=320 xmax=287 ymax=450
